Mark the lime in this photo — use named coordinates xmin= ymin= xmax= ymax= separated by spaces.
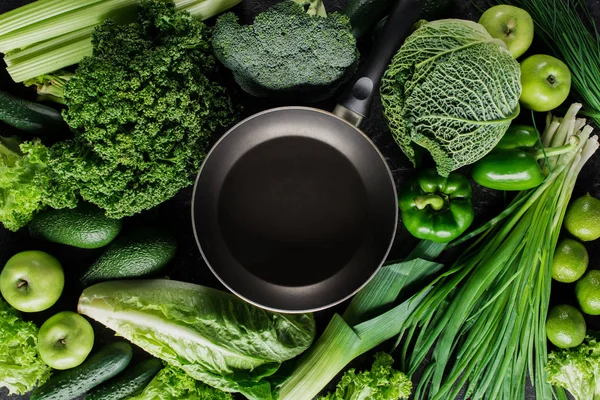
xmin=551 ymin=238 xmax=589 ymax=283
xmin=575 ymin=270 xmax=600 ymax=315
xmin=564 ymin=193 xmax=600 ymax=241
xmin=546 ymin=304 xmax=586 ymax=348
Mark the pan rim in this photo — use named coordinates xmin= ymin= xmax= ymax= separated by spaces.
xmin=191 ymin=105 xmax=398 ymax=313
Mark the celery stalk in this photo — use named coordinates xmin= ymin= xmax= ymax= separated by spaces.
xmin=182 ymin=0 xmax=243 ymax=19
xmin=0 ymin=0 xmax=104 ymax=37
xmin=4 ymin=26 xmax=95 ymax=67
xmin=0 ymin=0 xmax=137 ymax=53
xmin=7 ymin=39 xmax=92 ymax=83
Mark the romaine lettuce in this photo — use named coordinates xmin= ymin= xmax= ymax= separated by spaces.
xmin=78 ymin=279 xmax=316 ymax=400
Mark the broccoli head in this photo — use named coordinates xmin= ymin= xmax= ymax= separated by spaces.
xmin=53 ymin=0 xmax=238 ymax=218
xmin=212 ymin=0 xmax=359 ymax=102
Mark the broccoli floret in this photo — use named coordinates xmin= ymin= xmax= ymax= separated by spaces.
xmin=48 ymin=0 xmax=238 ymax=218
xmin=546 ymin=334 xmax=600 ymax=400
xmin=212 ymin=0 xmax=359 ymax=102
xmin=318 ymin=352 xmax=412 ymax=400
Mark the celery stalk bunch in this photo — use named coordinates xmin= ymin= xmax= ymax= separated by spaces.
xmin=0 ymin=0 xmax=241 ymax=82
xmin=395 ymin=103 xmax=598 ymax=400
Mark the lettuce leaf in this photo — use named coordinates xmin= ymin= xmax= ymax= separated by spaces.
xmin=0 ymin=298 xmax=51 ymax=394
xmin=78 ymin=279 xmax=316 ymax=400
xmin=128 ymin=363 xmax=232 ymax=400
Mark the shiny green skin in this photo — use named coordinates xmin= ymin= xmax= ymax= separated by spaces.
xmin=472 ymin=125 xmax=544 ymax=191
xmin=398 ymin=169 xmax=474 ymax=243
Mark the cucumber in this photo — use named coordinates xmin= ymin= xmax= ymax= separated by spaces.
xmin=80 ymin=228 xmax=177 ymax=287
xmin=343 ymin=0 xmax=452 ymax=40
xmin=29 ymin=203 xmax=122 ymax=249
xmin=30 ymin=341 xmax=133 ymax=400
xmin=0 ymin=90 xmax=64 ymax=133
xmin=84 ymin=358 xmax=163 ymax=400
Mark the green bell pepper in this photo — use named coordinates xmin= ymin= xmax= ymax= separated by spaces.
xmin=472 ymin=125 xmax=578 ymax=191
xmin=398 ymin=169 xmax=474 ymax=243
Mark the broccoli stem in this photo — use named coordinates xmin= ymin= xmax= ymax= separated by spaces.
xmin=292 ymin=0 xmax=327 ymax=17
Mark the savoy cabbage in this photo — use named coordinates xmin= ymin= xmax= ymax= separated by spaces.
xmin=381 ymin=19 xmax=521 ymax=177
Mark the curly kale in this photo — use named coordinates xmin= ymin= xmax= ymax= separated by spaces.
xmin=212 ymin=0 xmax=359 ymax=102
xmin=0 ymin=136 xmax=76 ymax=231
xmin=52 ymin=0 xmax=238 ymax=218
xmin=318 ymin=352 xmax=412 ymax=400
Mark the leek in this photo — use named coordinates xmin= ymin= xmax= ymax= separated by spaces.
xmin=0 ymin=0 xmax=242 ymax=82
xmin=394 ymin=104 xmax=598 ymax=400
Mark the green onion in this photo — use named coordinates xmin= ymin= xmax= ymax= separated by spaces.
xmin=393 ymin=103 xmax=598 ymax=399
xmin=0 ymin=0 xmax=241 ymax=82
xmin=495 ymin=0 xmax=600 ymax=127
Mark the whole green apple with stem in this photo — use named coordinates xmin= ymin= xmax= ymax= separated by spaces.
xmin=479 ymin=5 xmax=534 ymax=59
xmin=520 ymin=54 xmax=571 ymax=112
xmin=0 ymin=250 xmax=64 ymax=312
xmin=38 ymin=311 xmax=95 ymax=370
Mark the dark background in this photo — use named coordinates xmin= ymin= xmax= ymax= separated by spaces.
xmin=1 ymin=0 xmax=599 ymax=399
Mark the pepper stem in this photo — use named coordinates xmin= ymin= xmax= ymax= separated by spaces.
xmin=533 ymin=136 xmax=580 ymax=160
xmin=414 ymin=194 xmax=445 ymax=211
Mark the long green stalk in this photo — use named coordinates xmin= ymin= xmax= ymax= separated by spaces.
xmin=395 ymin=103 xmax=598 ymax=400
xmin=0 ymin=0 xmax=241 ymax=82
xmin=0 ymin=0 xmax=104 ymax=37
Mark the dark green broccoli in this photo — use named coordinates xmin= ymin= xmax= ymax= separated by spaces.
xmin=212 ymin=0 xmax=359 ymax=102
xmin=44 ymin=0 xmax=238 ymax=219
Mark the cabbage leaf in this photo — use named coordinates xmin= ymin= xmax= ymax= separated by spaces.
xmin=381 ymin=19 xmax=521 ymax=176
xmin=78 ymin=279 xmax=315 ymax=400
xmin=0 ymin=298 xmax=51 ymax=394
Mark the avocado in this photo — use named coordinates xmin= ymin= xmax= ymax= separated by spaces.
xmin=29 ymin=203 xmax=122 ymax=249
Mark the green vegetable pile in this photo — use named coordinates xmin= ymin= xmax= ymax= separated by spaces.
xmin=212 ymin=0 xmax=358 ymax=101
xmin=0 ymin=0 xmax=238 ymax=230
xmin=0 ymin=298 xmax=51 ymax=395
xmin=546 ymin=334 xmax=600 ymax=400
xmin=381 ymin=19 xmax=521 ymax=177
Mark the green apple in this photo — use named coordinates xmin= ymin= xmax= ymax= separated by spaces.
xmin=479 ymin=5 xmax=534 ymax=59
xmin=0 ymin=250 xmax=64 ymax=313
xmin=520 ymin=54 xmax=571 ymax=112
xmin=38 ymin=311 xmax=95 ymax=370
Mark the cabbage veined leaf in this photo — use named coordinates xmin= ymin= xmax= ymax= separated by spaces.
xmin=381 ymin=19 xmax=521 ymax=177
xmin=78 ymin=279 xmax=316 ymax=400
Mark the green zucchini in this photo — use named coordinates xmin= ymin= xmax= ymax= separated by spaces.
xmin=79 ymin=228 xmax=177 ymax=287
xmin=343 ymin=0 xmax=452 ymax=40
xmin=84 ymin=358 xmax=163 ymax=400
xmin=0 ymin=90 xmax=64 ymax=133
xmin=30 ymin=341 xmax=133 ymax=400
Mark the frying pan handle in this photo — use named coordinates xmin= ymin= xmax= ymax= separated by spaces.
xmin=334 ymin=0 xmax=424 ymax=126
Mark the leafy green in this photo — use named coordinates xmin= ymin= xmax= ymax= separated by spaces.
xmin=128 ymin=363 xmax=232 ymax=400
xmin=546 ymin=334 xmax=600 ymax=400
xmin=380 ymin=19 xmax=521 ymax=177
xmin=212 ymin=0 xmax=358 ymax=101
xmin=318 ymin=352 xmax=412 ymax=400
xmin=78 ymin=279 xmax=315 ymax=400
xmin=0 ymin=136 xmax=76 ymax=231
xmin=46 ymin=0 xmax=238 ymax=218
xmin=0 ymin=298 xmax=51 ymax=394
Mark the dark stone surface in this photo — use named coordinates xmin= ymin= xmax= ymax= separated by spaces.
xmin=0 ymin=0 xmax=598 ymax=399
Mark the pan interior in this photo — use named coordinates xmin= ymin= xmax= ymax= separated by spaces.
xmin=218 ymin=136 xmax=367 ymax=286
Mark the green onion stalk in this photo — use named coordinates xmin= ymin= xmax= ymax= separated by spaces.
xmin=392 ymin=103 xmax=597 ymax=400
xmin=0 ymin=0 xmax=241 ymax=82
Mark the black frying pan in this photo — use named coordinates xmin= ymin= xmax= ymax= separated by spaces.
xmin=192 ymin=0 xmax=423 ymax=313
